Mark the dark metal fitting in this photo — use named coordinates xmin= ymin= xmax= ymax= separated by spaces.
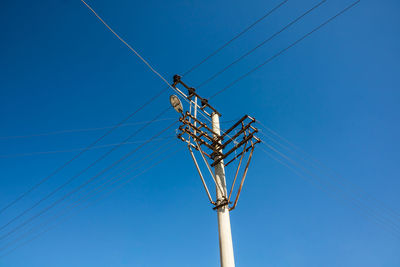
xmin=212 ymin=198 xmax=230 ymax=210
xmin=188 ymin=87 xmax=196 ymax=96
xmin=201 ymin=98 xmax=208 ymax=107
xmin=173 ymin=74 xmax=181 ymax=83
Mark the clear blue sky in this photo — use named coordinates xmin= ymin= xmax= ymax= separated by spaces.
xmin=0 ymin=0 xmax=399 ymax=266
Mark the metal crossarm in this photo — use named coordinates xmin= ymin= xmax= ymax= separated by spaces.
xmin=212 ymin=115 xmax=255 ymax=145
xmin=184 ymin=111 xmax=219 ymax=136
xmin=172 ymin=75 xmax=221 ymax=117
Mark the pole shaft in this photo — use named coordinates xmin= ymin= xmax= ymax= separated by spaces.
xmin=212 ymin=113 xmax=235 ymax=267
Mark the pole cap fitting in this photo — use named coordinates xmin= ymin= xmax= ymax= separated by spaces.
xmin=173 ymin=74 xmax=181 ymax=83
xmin=188 ymin=87 xmax=196 ymax=95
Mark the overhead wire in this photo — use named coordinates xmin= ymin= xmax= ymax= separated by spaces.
xmin=83 ymin=0 xmax=283 ymax=152
xmin=191 ymin=0 xmax=400 ymax=233
xmin=0 ymin=136 xmax=174 ymax=158
xmin=201 ymin=0 xmax=400 ymax=239
xmin=0 ymin=147 xmax=180 ymax=259
xmin=0 ymin=0 xmax=227 ymax=214
xmin=0 ymin=118 xmax=175 ymax=140
xmin=80 ymin=0 xmax=204 ymax=110
xmin=261 ymin=140 xmax=400 ymax=236
xmin=68 ymin=139 xmax=176 ymax=210
xmin=0 ymin=86 xmax=169 ymax=215
xmin=0 ymin=139 xmax=177 ymax=253
xmin=259 ymin=144 xmax=400 ymax=239
xmin=186 ymin=0 xmax=361 ymax=154
xmin=257 ymin=121 xmax=400 ymax=223
xmin=210 ymin=0 xmax=361 ymax=99
xmin=0 ymin=107 xmax=172 ymax=234
xmin=0 ymin=0 xmax=358 ymax=217
xmin=79 ymin=0 xmax=266 ymax=143
xmin=182 ymin=0 xmax=289 ymax=76
xmin=0 ymin=0 xmax=280 ymax=247
xmin=78 ymin=0 xmax=400 ymax=245
xmin=196 ymin=0 xmax=327 ymax=89
xmin=0 ymin=118 xmax=177 ymax=242
xmin=181 ymin=0 xmax=400 ymax=239
xmin=1 ymin=0 xmax=362 ymax=255
xmin=79 ymin=0 xmax=177 ymax=93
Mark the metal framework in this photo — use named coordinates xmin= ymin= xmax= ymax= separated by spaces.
xmin=172 ymin=75 xmax=261 ymax=211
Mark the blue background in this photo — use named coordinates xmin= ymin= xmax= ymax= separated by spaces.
xmin=0 ymin=0 xmax=399 ymax=266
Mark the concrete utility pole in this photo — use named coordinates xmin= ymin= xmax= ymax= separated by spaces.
xmin=170 ymin=74 xmax=260 ymax=267
xmin=212 ymin=113 xmax=235 ymax=267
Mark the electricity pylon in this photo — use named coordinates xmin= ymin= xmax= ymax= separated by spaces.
xmin=170 ymin=75 xmax=260 ymax=267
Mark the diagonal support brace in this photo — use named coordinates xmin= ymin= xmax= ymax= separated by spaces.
xmin=188 ymin=145 xmax=215 ymax=205
xmin=229 ymin=143 xmax=255 ymax=211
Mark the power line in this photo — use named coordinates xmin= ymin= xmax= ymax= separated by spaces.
xmin=196 ymin=0 xmax=326 ymax=89
xmin=0 ymin=0 xmax=273 ymax=242
xmin=257 ymin=121 xmax=400 ymax=222
xmin=0 ymin=139 xmax=177 ymax=254
xmin=0 ymin=136 xmax=174 ymax=158
xmin=79 ymin=0 xmax=237 ymax=144
xmin=210 ymin=0 xmax=360 ymax=99
xmin=0 ymin=107 xmax=172 ymax=234
xmin=259 ymin=144 xmax=400 ymax=239
xmin=80 ymin=0 xmax=181 ymax=97
xmin=3 ymin=0 xmax=358 ymax=253
xmin=0 ymin=147 xmax=179 ymax=259
xmin=262 ymin=141 xmax=400 ymax=235
xmin=0 ymin=118 xmax=177 ymax=242
xmin=0 ymin=118 xmax=175 ymax=140
xmin=82 ymin=0 xmax=261 ymax=152
xmin=0 ymin=0 xmax=366 ymax=261
xmin=182 ymin=0 xmax=289 ymax=76
xmin=0 ymin=88 xmax=168 ymax=215
xmin=1 ymin=0 xmax=263 ymax=219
